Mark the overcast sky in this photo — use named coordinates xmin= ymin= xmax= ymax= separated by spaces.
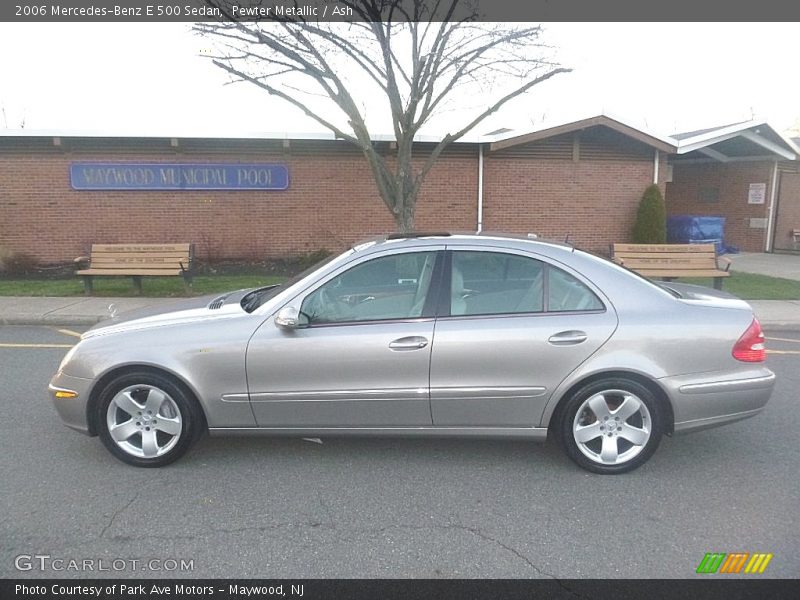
xmin=0 ymin=22 xmax=798 ymax=139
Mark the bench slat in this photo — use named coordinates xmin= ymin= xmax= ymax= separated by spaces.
xmin=77 ymin=269 xmax=185 ymax=276
xmin=619 ymin=257 xmax=718 ymax=269
xmin=88 ymin=258 xmax=188 ymax=266
xmin=90 ymin=243 xmax=191 ymax=253
xmin=613 ymin=243 xmax=716 ymax=253
xmin=90 ymin=252 xmax=190 ymax=259
xmin=614 ymin=251 xmax=717 ymax=260
xmin=633 ymin=269 xmax=730 ymax=278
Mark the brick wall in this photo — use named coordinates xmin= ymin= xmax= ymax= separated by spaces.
xmin=482 ymin=144 xmax=665 ymax=255
xmin=665 ymin=161 xmax=773 ymax=252
xmin=0 ymin=133 xmax=672 ymax=265
xmin=0 ymin=147 xmax=477 ymax=264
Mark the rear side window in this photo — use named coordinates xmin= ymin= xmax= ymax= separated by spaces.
xmin=548 ymin=266 xmax=604 ymax=312
xmin=451 ymin=251 xmax=545 ymax=316
xmin=449 ymin=251 xmax=603 ymax=316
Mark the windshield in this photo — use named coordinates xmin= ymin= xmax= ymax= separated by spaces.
xmin=240 ymin=252 xmax=343 ymax=313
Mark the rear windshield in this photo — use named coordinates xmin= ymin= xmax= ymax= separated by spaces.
xmin=580 ymin=249 xmax=680 ymax=299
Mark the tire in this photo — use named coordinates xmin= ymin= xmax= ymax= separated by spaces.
xmin=96 ymin=371 xmax=204 ymax=467
xmin=557 ymin=378 xmax=664 ymax=474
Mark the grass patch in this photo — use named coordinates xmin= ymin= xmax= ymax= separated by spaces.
xmin=675 ymin=271 xmax=800 ymax=300
xmin=0 ymin=275 xmax=285 ymax=297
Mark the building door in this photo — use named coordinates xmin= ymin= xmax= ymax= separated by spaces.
xmin=772 ymin=171 xmax=800 ymax=252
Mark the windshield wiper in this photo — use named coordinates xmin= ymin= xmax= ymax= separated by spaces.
xmin=241 ymin=285 xmax=281 ymax=313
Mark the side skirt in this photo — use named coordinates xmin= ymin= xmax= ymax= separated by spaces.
xmin=207 ymin=426 xmax=548 ymax=441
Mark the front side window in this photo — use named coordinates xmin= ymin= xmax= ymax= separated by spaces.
xmin=301 ymin=251 xmax=438 ymax=324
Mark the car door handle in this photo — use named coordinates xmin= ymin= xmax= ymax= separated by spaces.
xmin=548 ymin=330 xmax=588 ymax=345
xmin=389 ymin=336 xmax=429 ymax=351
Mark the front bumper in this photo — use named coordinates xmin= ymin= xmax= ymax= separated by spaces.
xmin=49 ymin=371 xmax=94 ymax=435
xmin=661 ymin=367 xmax=776 ymax=433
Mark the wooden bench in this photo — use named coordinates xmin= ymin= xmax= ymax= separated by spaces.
xmin=611 ymin=243 xmax=731 ymax=290
xmin=75 ymin=243 xmax=193 ymax=295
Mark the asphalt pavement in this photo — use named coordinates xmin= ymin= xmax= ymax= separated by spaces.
xmin=1 ymin=325 xmax=798 ymax=579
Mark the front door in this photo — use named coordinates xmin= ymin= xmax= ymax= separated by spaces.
xmin=246 ymin=248 xmax=443 ymax=427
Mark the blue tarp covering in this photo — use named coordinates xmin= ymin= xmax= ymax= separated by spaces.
xmin=667 ymin=216 xmax=735 ymax=254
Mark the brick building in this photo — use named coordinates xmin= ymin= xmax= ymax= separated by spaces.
xmin=667 ymin=121 xmax=800 ymax=252
xmin=0 ymin=115 xmax=797 ymax=265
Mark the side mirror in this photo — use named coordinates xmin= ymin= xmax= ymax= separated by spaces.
xmin=275 ymin=306 xmax=302 ymax=329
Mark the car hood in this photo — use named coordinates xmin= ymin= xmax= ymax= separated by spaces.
xmin=82 ymin=289 xmax=255 ymax=339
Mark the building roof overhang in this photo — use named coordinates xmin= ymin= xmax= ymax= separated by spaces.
xmin=487 ymin=114 xmax=677 ymax=154
xmin=672 ymin=121 xmax=799 ymax=163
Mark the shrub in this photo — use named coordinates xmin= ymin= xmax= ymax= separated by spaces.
xmin=633 ymin=184 xmax=667 ymax=244
xmin=298 ymin=249 xmax=333 ymax=271
xmin=1 ymin=251 xmax=40 ymax=277
xmin=0 ymin=246 xmax=11 ymax=274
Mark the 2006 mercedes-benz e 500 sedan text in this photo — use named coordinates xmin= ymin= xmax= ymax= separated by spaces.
xmin=49 ymin=234 xmax=775 ymax=473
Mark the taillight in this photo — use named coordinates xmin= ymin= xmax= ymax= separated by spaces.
xmin=732 ymin=318 xmax=766 ymax=362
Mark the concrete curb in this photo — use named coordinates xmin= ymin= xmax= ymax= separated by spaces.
xmin=760 ymin=323 xmax=800 ymax=332
xmin=0 ymin=315 xmax=107 ymax=326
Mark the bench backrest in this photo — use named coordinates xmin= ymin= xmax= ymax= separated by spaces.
xmin=88 ymin=243 xmax=192 ymax=271
xmin=611 ymin=243 xmax=719 ymax=271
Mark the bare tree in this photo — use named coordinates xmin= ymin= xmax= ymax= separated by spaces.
xmin=196 ymin=1 xmax=569 ymax=231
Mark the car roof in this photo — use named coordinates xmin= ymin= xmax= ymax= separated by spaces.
xmin=353 ymin=232 xmax=576 ymax=256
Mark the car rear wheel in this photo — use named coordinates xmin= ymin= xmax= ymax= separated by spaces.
xmin=558 ymin=378 xmax=663 ymax=474
xmin=96 ymin=371 xmax=203 ymax=467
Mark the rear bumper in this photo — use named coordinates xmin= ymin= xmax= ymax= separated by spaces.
xmin=49 ymin=372 xmax=94 ymax=435
xmin=661 ymin=368 xmax=775 ymax=434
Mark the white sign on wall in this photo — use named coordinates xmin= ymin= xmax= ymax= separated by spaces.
xmin=748 ymin=182 xmax=767 ymax=204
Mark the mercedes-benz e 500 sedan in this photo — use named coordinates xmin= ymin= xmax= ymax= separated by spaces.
xmin=49 ymin=234 xmax=775 ymax=473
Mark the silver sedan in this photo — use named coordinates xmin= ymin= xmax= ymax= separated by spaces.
xmin=49 ymin=234 xmax=775 ymax=473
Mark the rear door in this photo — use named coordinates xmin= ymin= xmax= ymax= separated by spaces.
xmin=429 ymin=248 xmax=618 ymax=427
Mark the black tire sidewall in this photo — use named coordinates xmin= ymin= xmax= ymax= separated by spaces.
xmin=96 ymin=372 xmax=200 ymax=467
xmin=558 ymin=378 xmax=663 ymax=474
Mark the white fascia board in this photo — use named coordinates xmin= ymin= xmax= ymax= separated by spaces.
xmin=675 ymin=120 xmax=762 ymax=148
xmin=485 ymin=111 xmax=678 ymax=148
xmin=677 ymin=130 xmax=749 ymax=154
xmin=594 ymin=109 xmax=678 ymax=147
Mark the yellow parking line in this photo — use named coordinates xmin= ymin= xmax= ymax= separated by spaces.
xmin=766 ymin=336 xmax=800 ymax=344
xmin=56 ymin=328 xmax=83 ymax=339
xmin=767 ymin=349 xmax=800 ymax=355
xmin=0 ymin=343 xmax=74 ymax=349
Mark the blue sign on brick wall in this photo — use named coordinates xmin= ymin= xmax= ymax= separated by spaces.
xmin=70 ymin=163 xmax=289 ymax=191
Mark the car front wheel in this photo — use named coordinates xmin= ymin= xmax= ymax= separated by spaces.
xmin=558 ymin=378 xmax=664 ymax=474
xmin=96 ymin=371 xmax=203 ymax=467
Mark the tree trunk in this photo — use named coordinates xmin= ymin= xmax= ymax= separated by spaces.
xmin=394 ymin=198 xmax=415 ymax=233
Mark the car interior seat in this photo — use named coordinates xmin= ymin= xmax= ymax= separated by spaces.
xmin=451 ymin=266 xmax=467 ymax=315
